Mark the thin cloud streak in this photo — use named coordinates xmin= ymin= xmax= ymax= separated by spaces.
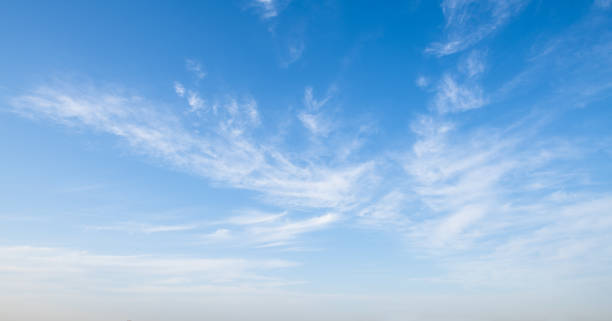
xmin=0 ymin=245 xmax=298 ymax=294
xmin=10 ymin=83 xmax=375 ymax=210
xmin=426 ymin=0 xmax=529 ymax=56
xmin=200 ymin=211 xmax=339 ymax=248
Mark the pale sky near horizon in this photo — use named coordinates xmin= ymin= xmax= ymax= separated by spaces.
xmin=1 ymin=1 xmax=612 ymax=320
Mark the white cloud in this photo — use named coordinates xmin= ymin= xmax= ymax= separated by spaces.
xmin=90 ymin=223 xmax=198 ymax=234
xmin=430 ymin=204 xmax=486 ymax=246
xmin=426 ymin=0 xmax=529 ymax=56
xmin=433 ymin=74 xmax=486 ymax=113
xmin=439 ymin=195 xmax=612 ymax=288
xmin=174 ymin=81 xmax=186 ymax=97
xmin=0 ymin=245 xmax=297 ymax=293
xmin=10 ymin=83 xmax=375 ymax=210
xmin=298 ymin=87 xmax=335 ymax=136
xmin=251 ymin=0 xmax=283 ymax=19
xmin=404 ymin=117 xmax=510 ymax=247
xmin=186 ymin=90 xmax=205 ymax=111
xmin=415 ymin=75 xmax=430 ymax=88
xmin=200 ymin=211 xmax=339 ymax=248
xmin=175 ymin=82 xmax=205 ymax=112
xmin=86 ymin=208 xmax=338 ymax=249
xmin=281 ymin=41 xmax=305 ymax=67
xmin=303 ymin=86 xmax=330 ymax=111
xmin=459 ymin=50 xmax=486 ymax=77
xmin=247 ymin=213 xmax=339 ymax=247
xmin=185 ymin=59 xmax=206 ymax=79
xmin=225 ymin=211 xmax=287 ymax=225
xmin=298 ymin=112 xmax=331 ymax=136
xmin=202 ymin=228 xmax=232 ymax=242
xmin=357 ymin=190 xmax=410 ymax=228
xmin=400 ymin=110 xmax=612 ymax=281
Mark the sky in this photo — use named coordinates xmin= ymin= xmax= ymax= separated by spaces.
xmin=1 ymin=1 xmax=612 ymax=320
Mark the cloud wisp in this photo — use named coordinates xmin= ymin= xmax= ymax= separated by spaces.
xmin=426 ymin=0 xmax=529 ymax=56
xmin=185 ymin=59 xmax=206 ymax=79
xmin=250 ymin=0 xmax=289 ymax=20
xmin=0 ymin=245 xmax=298 ymax=294
xmin=199 ymin=211 xmax=339 ymax=248
xmin=88 ymin=222 xmax=198 ymax=234
xmin=10 ymin=83 xmax=375 ymax=211
xmin=433 ymin=74 xmax=486 ymax=113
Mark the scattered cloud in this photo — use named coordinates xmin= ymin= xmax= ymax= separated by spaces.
xmin=401 ymin=111 xmax=612 ymax=285
xmin=247 ymin=212 xmax=339 ymax=247
xmin=298 ymin=112 xmax=331 ymax=136
xmin=426 ymin=0 xmax=529 ymax=56
xmin=225 ymin=211 xmax=287 ymax=225
xmin=7 ymin=6 xmax=612 ymax=295
xmin=415 ymin=76 xmax=430 ymax=88
xmin=89 ymin=223 xmax=198 ymax=234
xmin=459 ymin=50 xmax=486 ymax=77
xmin=200 ymin=211 xmax=339 ymax=247
xmin=250 ymin=0 xmax=291 ymax=20
xmin=10 ymin=82 xmax=375 ymax=210
xmin=201 ymin=228 xmax=232 ymax=242
xmin=298 ymin=87 xmax=334 ymax=136
xmin=357 ymin=190 xmax=410 ymax=228
xmin=186 ymin=90 xmax=205 ymax=112
xmin=174 ymin=81 xmax=186 ymax=97
xmin=0 ymin=245 xmax=298 ymax=293
xmin=186 ymin=59 xmax=206 ymax=79
xmin=433 ymin=74 xmax=486 ymax=113
xmin=281 ymin=41 xmax=305 ymax=67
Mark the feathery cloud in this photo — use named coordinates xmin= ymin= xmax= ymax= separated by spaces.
xmin=89 ymin=223 xmax=198 ymax=234
xmin=281 ymin=41 xmax=305 ymax=67
xmin=186 ymin=59 xmax=206 ymax=79
xmin=10 ymin=82 xmax=374 ymax=210
xmin=433 ymin=74 xmax=486 ymax=113
xmin=427 ymin=0 xmax=529 ymax=56
xmin=250 ymin=0 xmax=286 ymax=19
xmin=200 ymin=211 xmax=339 ymax=247
xmin=0 ymin=245 xmax=297 ymax=294
xmin=298 ymin=87 xmax=335 ymax=136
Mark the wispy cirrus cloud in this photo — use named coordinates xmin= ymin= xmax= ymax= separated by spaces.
xmin=396 ymin=5 xmax=612 ymax=287
xmin=430 ymin=50 xmax=488 ymax=114
xmin=9 ymin=81 xmax=375 ymax=211
xmin=357 ymin=190 xmax=410 ymax=228
xmin=437 ymin=194 xmax=612 ymax=289
xmin=247 ymin=212 xmax=339 ymax=247
xmin=426 ymin=0 xmax=529 ymax=56
xmin=0 ymin=245 xmax=298 ymax=294
xmin=298 ymin=87 xmax=334 ymax=136
xmin=459 ymin=50 xmax=486 ymax=77
xmin=175 ymin=81 xmax=206 ymax=112
xmin=250 ymin=0 xmax=290 ymax=20
xmin=86 ymin=208 xmax=337 ymax=249
xmin=200 ymin=211 xmax=339 ymax=248
xmin=405 ymin=113 xmax=568 ymax=247
xmin=174 ymin=81 xmax=186 ymax=97
xmin=394 ymin=104 xmax=612 ymax=288
xmin=415 ymin=75 xmax=430 ymax=88
xmin=185 ymin=59 xmax=206 ymax=79
xmin=7 ymin=4 xmax=612 ymax=294
xmin=281 ymin=40 xmax=305 ymax=68
xmin=432 ymin=74 xmax=486 ymax=113
xmin=88 ymin=222 xmax=198 ymax=234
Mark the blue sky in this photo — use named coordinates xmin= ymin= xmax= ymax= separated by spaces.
xmin=1 ymin=1 xmax=612 ymax=320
